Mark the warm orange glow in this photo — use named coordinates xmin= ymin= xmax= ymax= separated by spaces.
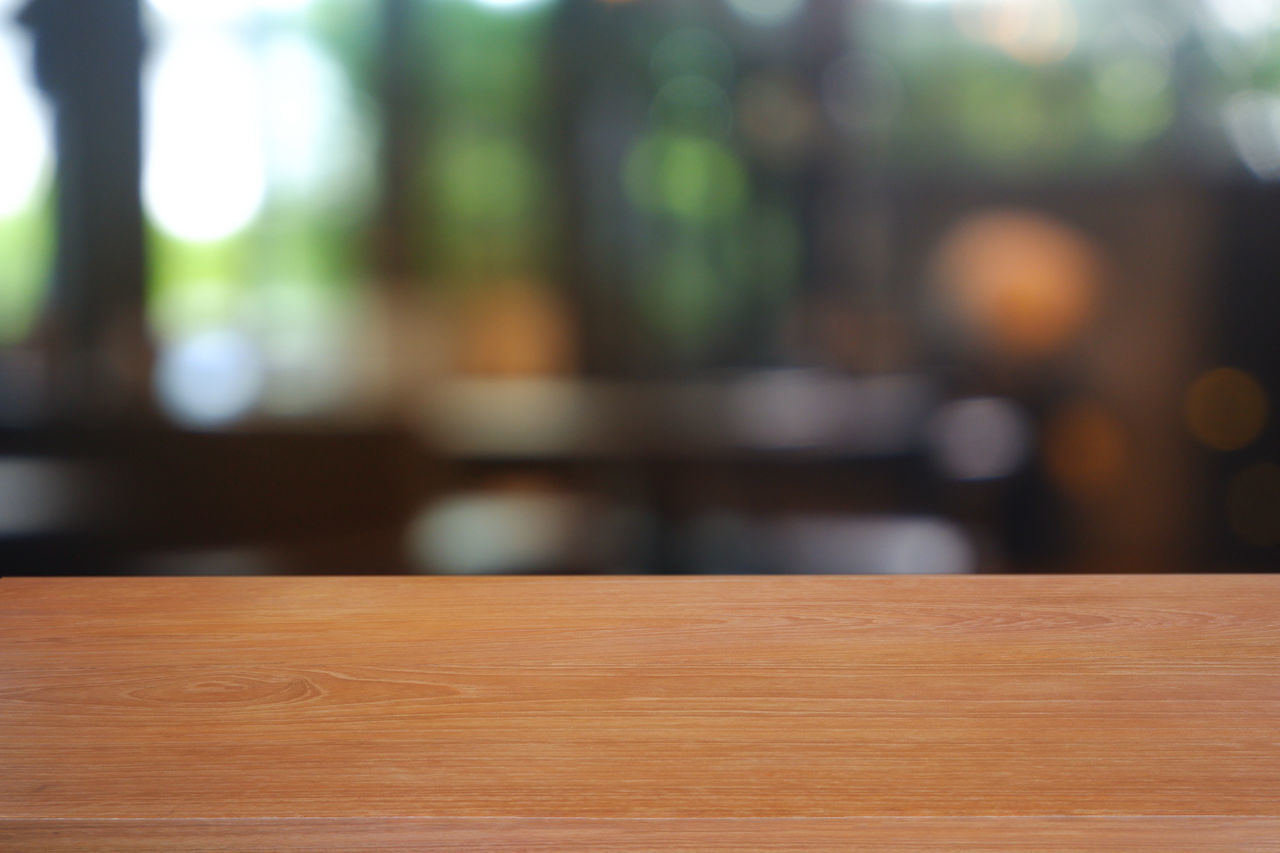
xmin=452 ymin=281 xmax=577 ymax=377
xmin=1043 ymin=400 xmax=1128 ymax=496
xmin=933 ymin=209 xmax=1102 ymax=358
xmin=1184 ymin=367 xmax=1268 ymax=451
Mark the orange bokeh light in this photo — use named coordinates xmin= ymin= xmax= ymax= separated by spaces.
xmin=1043 ymin=400 xmax=1128 ymax=496
xmin=1184 ymin=367 xmax=1268 ymax=452
xmin=933 ymin=209 xmax=1102 ymax=358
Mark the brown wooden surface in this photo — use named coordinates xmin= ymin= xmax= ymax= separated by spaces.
xmin=2 ymin=575 xmax=1279 ymax=850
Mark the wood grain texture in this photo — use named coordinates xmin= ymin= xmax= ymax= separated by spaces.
xmin=4 ymin=818 xmax=1280 ymax=852
xmin=2 ymin=575 xmax=1278 ymax=850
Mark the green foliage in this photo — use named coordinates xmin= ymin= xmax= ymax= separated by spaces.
xmin=0 ymin=193 xmax=52 ymax=344
xmin=624 ymin=133 xmax=748 ymax=223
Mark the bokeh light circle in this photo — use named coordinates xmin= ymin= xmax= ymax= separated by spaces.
xmin=932 ymin=209 xmax=1102 ymax=358
xmin=1184 ymin=367 xmax=1268 ymax=451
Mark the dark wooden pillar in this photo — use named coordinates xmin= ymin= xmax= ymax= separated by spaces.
xmin=20 ymin=0 xmax=149 ymax=419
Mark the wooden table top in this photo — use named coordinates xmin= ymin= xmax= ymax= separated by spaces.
xmin=2 ymin=575 xmax=1278 ymax=851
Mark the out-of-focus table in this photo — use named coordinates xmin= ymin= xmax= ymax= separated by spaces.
xmin=2 ymin=576 xmax=1278 ymax=851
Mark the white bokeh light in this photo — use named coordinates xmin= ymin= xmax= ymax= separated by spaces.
xmin=730 ymin=369 xmax=838 ymax=449
xmin=0 ymin=459 xmax=84 ymax=536
xmin=146 ymin=0 xmax=317 ymax=25
xmin=774 ymin=516 xmax=975 ymax=574
xmin=0 ymin=29 xmax=50 ymax=218
xmin=407 ymin=492 xmax=580 ymax=575
xmin=144 ymin=33 xmax=266 ymax=242
xmin=250 ymin=281 xmax=350 ymax=416
xmin=260 ymin=34 xmax=363 ymax=200
xmin=1223 ymin=90 xmax=1280 ymax=179
xmin=929 ymin=397 xmax=1032 ymax=481
xmin=1204 ymin=0 xmax=1280 ymax=37
xmin=465 ymin=0 xmax=554 ymax=12
xmin=154 ymin=328 xmax=264 ymax=427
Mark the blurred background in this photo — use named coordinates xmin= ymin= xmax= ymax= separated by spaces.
xmin=1 ymin=0 xmax=1278 ymax=575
